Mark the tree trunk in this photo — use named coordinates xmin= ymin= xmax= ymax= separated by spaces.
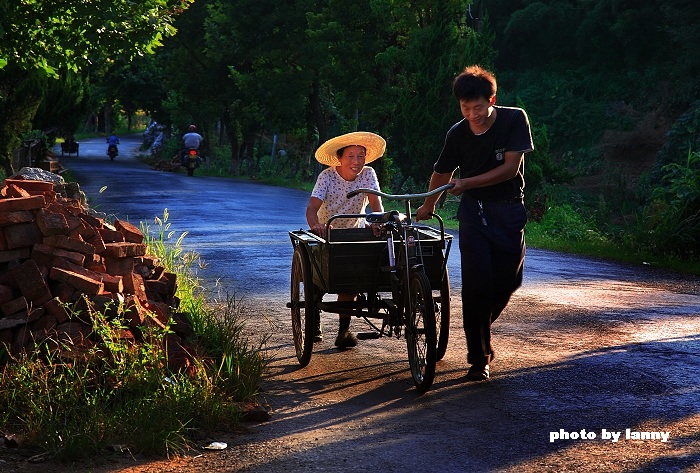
xmin=222 ymin=106 xmax=240 ymax=174
xmin=103 ymin=103 xmax=112 ymax=134
xmin=0 ymin=69 xmax=46 ymax=176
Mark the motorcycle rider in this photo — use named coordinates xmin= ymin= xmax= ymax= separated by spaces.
xmin=106 ymin=132 xmax=120 ymax=156
xmin=181 ymin=124 xmax=203 ymax=165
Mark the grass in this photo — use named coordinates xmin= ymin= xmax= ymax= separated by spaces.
xmin=0 ymin=210 xmax=269 ymax=461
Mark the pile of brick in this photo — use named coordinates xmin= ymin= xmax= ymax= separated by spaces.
xmin=0 ymin=170 xmax=194 ymax=371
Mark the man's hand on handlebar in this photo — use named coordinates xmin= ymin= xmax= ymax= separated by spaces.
xmin=415 ymin=204 xmax=435 ymax=222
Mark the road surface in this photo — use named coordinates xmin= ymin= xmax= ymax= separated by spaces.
xmin=29 ymin=135 xmax=700 ymax=472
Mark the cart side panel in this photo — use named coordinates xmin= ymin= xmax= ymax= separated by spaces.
xmin=322 ymin=228 xmax=391 ymax=294
xmin=414 ymin=227 xmax=452 ymax=287
xmin=312 ymin=226 xmax=451 ymax=294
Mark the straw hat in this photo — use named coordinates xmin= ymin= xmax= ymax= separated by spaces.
xmin=314 ymin=131 xmax=386 ymax=167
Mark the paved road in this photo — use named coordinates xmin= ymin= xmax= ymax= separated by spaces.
xmin=54 ymin=135 xmax=700 ymax=473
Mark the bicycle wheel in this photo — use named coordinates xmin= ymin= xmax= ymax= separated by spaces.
xmin=405 ymin=269 xmax=437 ymax=394
xmin=290 ymin=245 xmax=316 ymax=366
xmin=434 ymin=267 xmax=450 ymax=361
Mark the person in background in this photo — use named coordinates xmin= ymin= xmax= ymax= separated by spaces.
xmin=306 ymin=131 xmax=386 ymax=348
xmin=106 ymin=132 xmax=120 ymax=156
xmin=181 ymin=124 xmax=204 ymax=164
xmin=415 ymin=65 xmax=534 ymax=381
xmin=182 ymin=124 xmax=203 ymax=149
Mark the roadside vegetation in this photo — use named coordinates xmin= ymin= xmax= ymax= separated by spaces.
xmin=0 ymin=211 xmax=267 ymax=461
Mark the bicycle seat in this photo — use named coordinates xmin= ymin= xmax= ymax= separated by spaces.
xmin=366 ymin=210 xmax=406 ymax=224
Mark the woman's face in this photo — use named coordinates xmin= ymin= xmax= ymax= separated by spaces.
xmin=336 ymin=145 xmax=367 ymax=179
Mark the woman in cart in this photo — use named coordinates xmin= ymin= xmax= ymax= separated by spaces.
xmin=306 ymin=131 xmax=386 ymax=348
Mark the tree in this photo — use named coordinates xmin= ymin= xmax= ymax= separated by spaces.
xmin=0 ymin=0 xmax=193 ymax=175
xmin=381 ymin=0 xmax=496 ymax=189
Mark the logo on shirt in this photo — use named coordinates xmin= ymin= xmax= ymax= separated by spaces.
xmin=495 ymin=148 xmax=505 ymax=162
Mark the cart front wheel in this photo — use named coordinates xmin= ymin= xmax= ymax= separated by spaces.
xmin=291 ymin=245 xmax=316 ymax=366
xmin=406 ymin=270 xmax=437 ymax=393
xmin=434 ymin=267 xmax=450 ymax=361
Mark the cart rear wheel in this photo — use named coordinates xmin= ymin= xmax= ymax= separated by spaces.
xmin=434 ymin=267 xmax=450 ymax=361
xmin=406 ymin=270 xmax=436 ymax=394
xmin=291 ymin=245 xmax=316 ymax=366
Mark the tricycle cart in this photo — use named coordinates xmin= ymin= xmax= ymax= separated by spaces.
xmin=288 ymin=184 xmax=453 ymax=393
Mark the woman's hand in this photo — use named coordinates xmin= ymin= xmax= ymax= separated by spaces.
xmin=311 ymin=223 xmax=329 ymax=237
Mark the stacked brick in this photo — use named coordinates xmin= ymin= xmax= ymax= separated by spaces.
xmin=0 ymin=175 xmax=194 ymax=371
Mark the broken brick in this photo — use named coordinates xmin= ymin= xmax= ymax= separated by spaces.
xmin=3 ymin=222 xmax=43 ymax=250
xmin=49 ymin=267 xmax=104 ymax=295
xmin=36 ymin=208 xmax=70 ymax=236
xmin=43 ymin=234 xmax=95 ymax=255
xmin=115 ymin=220 xmax=144 ymax=243
xmin=0 ymin=210 xmax=34 ymax=226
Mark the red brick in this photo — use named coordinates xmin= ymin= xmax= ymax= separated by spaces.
xmin=115 ymin=220 xmax=144 ymax=243
xmin=55 ymin=258 xmax=124 ymax=294
xmin=44 ymin=297 xmax=69 ymax=323
xmin=86 ymin=233 xmax=106 ymax=254
xmin=145 ymin=300 xmax=170 ymax=324
xmin=76 ymin=294 xmax=122 ymax=319
xmin=79 ymin=213 xmax=105 ymax=229
xmin=145 ymin=279 xmax=170 ymax=296
xmin=2 ymin=184 xmax=31 ymax=198
xmin=31 ymin=313 xmax=57 ymax=333
xmin=159 ymin=272 xmax=177 ymax=294
xmin=36 ymin=208 xmax=70 ymax=236
xmin=54 ymin=197 xmax=83 ymax=215
xmin=12 ymin=326 xmax=31 ymax=356
xmin=0 ymin=248 xmax=31 ymax=263
xmin=104 ymin=256 xmax=134 ymax=276
xmin=102 ymin=274 xmax=123 ymax=293
xmin=84 ymin=253 xmax=106 ymax=273
xmin=49 ymin=267 xmax=104 ymax=294
xmin=0 ymin=210 xmax=34 ymax=226
xmin=68 ymin=221 xmax=97 ymax=240
xmin=3 ymin=178 xmax=54 ymax=194
xmin=1 ymin=296 xmax=28 ymax=317
xmin=50 ymin=282 xmax=76 ymax=303
xmin=54 ymin=321 xmax=92 ymax=347
xmin=13 ymin=259 xmax=52 ymax=306
xmin=47 ymin=203 xmax=83 ymax=231
xmin=32 ymin=243 xmax=86 ymax=267
xmin=0 ymin=317 xmax=27 ymax=330
xmin=0 ymin=195 xmax=45 ymax=212
xmin=98 ymin=227 xmax=125 ymax=243
xmin=103 ymin=242 xmax=147 ymax=258
xmin=114 ymin=328 xmax=137 ymax=342
xmin=0 ymin=284 xmax=14 ymax=305
xmin=123 ymin=273 xmax=148 ymax=302
xmin=123 ymin=295 xmax=146 ymax=327
xmin=3 ymin=222 xmax=43 ymax=249
xmin=0 ymin=328 xmax=13 ymax=346
xmin=43 ymin=234 xmax=95 ymax=255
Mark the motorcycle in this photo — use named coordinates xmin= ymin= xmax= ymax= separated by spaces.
xmin=181 ymin=147 xmax=202 ymax=176
xmin=107 ymin=144 xmax=118 ymax=161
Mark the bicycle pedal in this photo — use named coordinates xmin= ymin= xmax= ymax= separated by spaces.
xmin=356 ymin=332 xmax=380 ymax=340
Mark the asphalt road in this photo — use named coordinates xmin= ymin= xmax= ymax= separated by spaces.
xmin=51 ymin=135 xmax=700 ymax=473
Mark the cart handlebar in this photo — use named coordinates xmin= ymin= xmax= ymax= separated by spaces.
xmin=347 ymin=183 xmax=454 ymax=201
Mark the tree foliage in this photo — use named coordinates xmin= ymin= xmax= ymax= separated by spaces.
xmin=0 ymin=0 xmax=191 ymax=77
